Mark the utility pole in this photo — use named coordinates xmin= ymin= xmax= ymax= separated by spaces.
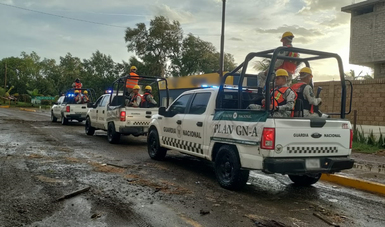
xmin=4 ymin=61 xmax=7 ymax=88
xmin=219 ymin=0 xmax=226 ymax=78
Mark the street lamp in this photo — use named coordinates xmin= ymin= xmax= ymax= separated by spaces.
xmin=219 ymin=0 xmax=226 ymax=78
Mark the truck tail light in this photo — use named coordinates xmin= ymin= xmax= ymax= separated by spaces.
xmin=350 ymin=129 xmax=353 ymax=149
xmin=261 ymin=128 xmax=275 ymax=150
xmin=120 ymin=111 xmax=126 ymax=121
xmin=66 ymin=106 xmax=70 ymax=112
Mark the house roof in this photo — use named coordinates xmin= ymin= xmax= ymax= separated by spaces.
xmin=341 ymin=0 xmax=384 ymax=13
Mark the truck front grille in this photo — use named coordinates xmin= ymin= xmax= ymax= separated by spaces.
xmin=287 ymin=146 xmax=338 ymax=154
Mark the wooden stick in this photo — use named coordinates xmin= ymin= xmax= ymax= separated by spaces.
xmin=313 ymin=213 xmax=340 ymax=227
xmin=56 ymin=186 xmax=91 ymax=202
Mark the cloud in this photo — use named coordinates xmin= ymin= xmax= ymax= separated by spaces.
xmin=0 ymin=0 xmax=14 ymax=5
xmin=150 ymin=4 xmax=194 ymax=24
xmin=298 ymin=0 xmax=352 ymax=14
xmin=256 ymin=25 xmax=323 ymax=37
xmin=228 ymin=37 xmax=243 ymax=41
xmin=320 ymin=13 xmax=350 ymax=28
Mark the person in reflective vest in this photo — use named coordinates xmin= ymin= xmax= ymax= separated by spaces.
xmin=126 ymin=66 xmax=139 ymax=93
xmin=274 ymin=31 xmax=300 ymax=83
xmin=72 ymin=78 xmax=82 ymax=89
xmin=249 ymin=69 xmax=296 ymax=118
xmin=82 ymin=90 xmax=90 ymax=103
xmin=291 ymin=67 xmax=322 ymax=118
xmin=127 ymin=85 xmax=142 ymax=107
xmin=141 ymin=86 xmax=157 ymax=108
xmin=74 ymin=90 xmax=82 ymax=104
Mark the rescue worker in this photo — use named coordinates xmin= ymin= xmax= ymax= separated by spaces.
xmin=127 ymin=85 xmax=142 ymax=107
xmin=74 ymin=90 xmax=82 ymax=104
xmin=249 ymin=69 xmax=296 ymax=118
xmin=257 ymin=32 xmax=299 ymax=89
xmin=291 ymin=67 xmax=322 ymax=118
xmin=274 ymin=31 xmax=300 ymax=83
xmin=126 ymin=66 xmax=139 ymax=94
xmin=141 ymin=86 xmax=157 ymax=108
xmin=72 ymin=78 xmax=82 ymax=89
xmin=82 ymin=90 xmax=90 ymax=103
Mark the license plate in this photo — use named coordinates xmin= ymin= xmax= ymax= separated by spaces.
xmin=305 ymin=159 xmax=320 ymax=169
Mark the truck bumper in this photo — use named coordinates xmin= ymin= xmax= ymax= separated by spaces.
xmin=65 ymin=114 xmax=86 ymax=121
xmin=119 ymin=126 xmax=146 ymax=136
xmin=263 ymin=157 xmax=354 ymax=174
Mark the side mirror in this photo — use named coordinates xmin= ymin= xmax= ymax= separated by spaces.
xmin=158 ymin=107 xmax=166 ymax=116
xmin=53 ymin=102 xmax=58 ymax=105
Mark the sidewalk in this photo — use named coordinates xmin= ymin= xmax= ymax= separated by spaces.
xmin=321 ymin=151 xmax=385 ymax=196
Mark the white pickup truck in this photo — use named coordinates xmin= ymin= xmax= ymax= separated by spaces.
xmin=85 ymin=76 xmax=169 ymax=144
xmin=51 ymin=89 xmax=94 ymax=125
xmin=147 ymin=47 xmax=354 ymax=190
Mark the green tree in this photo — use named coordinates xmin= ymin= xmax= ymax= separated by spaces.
xmin=253 ymin=59 xmax=271 ymax=71
xmin=82 ymin=50 xmax=121 ymax=96
xmin=58 ymin=53 xmax=82 ymax=93
xmin=125 ymin=16 xmax=183 ymax=77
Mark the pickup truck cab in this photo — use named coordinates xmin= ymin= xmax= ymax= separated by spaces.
xmin=85 ymin=75 xmax=169 ymax=144
xmin=147 ymin=47 xmax=354 ymax=190
xmin=51 ymin=88 xmax=94 ymax=125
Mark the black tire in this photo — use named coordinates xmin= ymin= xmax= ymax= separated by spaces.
xmin=147 ymin=129 xmax=167 ymax=160
xmin=107 ymin=122 xmax=120 ymax=144
xmin=61 ymin=116 xmax=68 ymax=125
xmin=51 ymin=111 xmax=57 ymax=122
xmin=288 ymin=173 xmax=321 ymax=186
xmin=214 ymin=145 xmax=249 ymax=190
xmin=85 ymin=117 xmax=95 ymax=136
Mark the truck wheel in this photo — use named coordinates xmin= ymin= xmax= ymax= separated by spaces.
xmin=288 ymin=173 xmax=321 ymax=186
xmin=85 ymin=117 xmax=95 ymax=136
xmin=61 ymin=116 xmax=68 ymax=125
xmin=107 ymin=122 xmax=120 ymax=144
xmin=147 ymin=129 xmax=167 ymax=160
xmin=51 ymin=111 xmax=57 ymax=122
xmin=214 ymin=145 xmax=249 ymax=190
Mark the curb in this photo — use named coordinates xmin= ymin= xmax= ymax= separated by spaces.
xmin=321 ymin=173 xmax=385 ymax=196
xmin=19 ymin=108 xmax=37 ymax=112
xmin=0 ymin=105 xmax=10 ymax=108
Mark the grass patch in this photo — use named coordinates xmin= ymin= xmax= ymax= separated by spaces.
xmin=352 ymin=142 xmax=381 ymax=154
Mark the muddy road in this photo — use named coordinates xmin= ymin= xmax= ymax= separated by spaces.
xmin=1 ymin=108 xmax=385 ymax=227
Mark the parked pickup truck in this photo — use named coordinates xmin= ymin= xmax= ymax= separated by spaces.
xmin=147 ymin=47 xmax=354 ymax=190
xmin=51 ymin=88 xmax=94 ymax=125
xmin=85 ymin=75 xmax=169 ymax=144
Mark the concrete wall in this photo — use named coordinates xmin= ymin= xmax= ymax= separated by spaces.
xmin=349 ymin=2 xmax=385 ymax=78
xmin=314 ymin=79 xmax=385 ymax=126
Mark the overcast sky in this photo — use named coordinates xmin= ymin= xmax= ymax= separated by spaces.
xmin=0 ymin=0 xmax=369 ymax=81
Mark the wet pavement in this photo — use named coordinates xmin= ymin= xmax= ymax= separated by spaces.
xmin=1 ymin=107 xmax=385 ymax=227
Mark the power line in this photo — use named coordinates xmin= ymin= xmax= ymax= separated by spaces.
xmin=0 ymin=2 xmax=127 ymax=28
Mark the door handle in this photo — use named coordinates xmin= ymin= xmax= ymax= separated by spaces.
xmin=196 ymin=122 xmax=203 ymax=127
xmin=96 ymin=110 xmax=98 ymax=113
xmin=102 ymin=110 xmax=105 ymax=114
xmin=176 ymin=120 xmax=182 ymax=125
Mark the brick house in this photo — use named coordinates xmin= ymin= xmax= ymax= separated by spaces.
xmin=342 ymin=0 xmax=385 ymax=78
